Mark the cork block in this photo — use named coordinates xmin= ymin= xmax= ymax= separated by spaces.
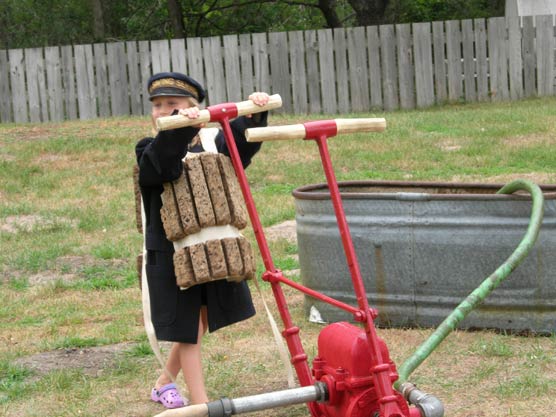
xmin=205 ymin=239 xmax=228 ymax=278
xmin=238 ymin=237 xmax=256 ymax=280
xmin=222 ymin=237 xmax=244 ymax=280
xmin=200 ymin=153 xmax=231 ymax=226
xmin=132 ymin=165 xmax=143 ymax=234
xmin=217 ymin=154 xmax=248 ymax=229
xmin=174 ymin=247 xmax=196 ymax=288
xmin=161 ymin=182 xmax=186 ymax=241
xmin=186 ymin=156 xmax=216 ymax=228
xmin=189 ymin=242 xmax=211 ymax=282
xmin=172 ymin=170 xmax=201 ymax=235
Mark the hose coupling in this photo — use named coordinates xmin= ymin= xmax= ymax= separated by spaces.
xmin=399 ymin=382 xmax=444 ymax=417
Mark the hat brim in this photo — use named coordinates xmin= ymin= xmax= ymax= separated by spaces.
xmin=149 ymin=87 xmax=197 ymax=101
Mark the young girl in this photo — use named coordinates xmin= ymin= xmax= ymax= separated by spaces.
xmin=135 ymin=72 xmax=269 ymax=408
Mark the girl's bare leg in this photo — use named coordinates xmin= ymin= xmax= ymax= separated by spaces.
xmin=179 ymin=306 xmax=209 ymax=404
xmin=155 ymin=343 xmax=182 ymax=388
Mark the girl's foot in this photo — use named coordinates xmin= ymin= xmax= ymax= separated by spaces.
xmin=151 ymin=383 xmax=188 ymax=409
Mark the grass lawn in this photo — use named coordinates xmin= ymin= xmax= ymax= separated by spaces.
xmin=1 ymin=97 xmax=556 ymax=417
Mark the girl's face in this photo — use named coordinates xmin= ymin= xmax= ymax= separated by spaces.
xmin=151 ymin=96 xmax=192 ymax=120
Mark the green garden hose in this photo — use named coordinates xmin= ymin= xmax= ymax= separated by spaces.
xmin=395 ymin=179 xmax=545 ymax=389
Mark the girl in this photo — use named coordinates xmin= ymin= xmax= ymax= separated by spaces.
xmin=135 ymin=72 xmax=269 ymax=408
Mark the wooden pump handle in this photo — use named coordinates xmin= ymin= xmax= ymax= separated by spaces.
xmin=156 ymin=94 xmax=283 ymax=131
xmin=245 ymin=118 xmax=387 ymax=142
xmin=153 ymin=403 xmax=209 ymax=417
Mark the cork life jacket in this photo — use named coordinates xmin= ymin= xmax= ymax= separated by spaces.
xmin=160 ymin=128 xmax=256 ymax=289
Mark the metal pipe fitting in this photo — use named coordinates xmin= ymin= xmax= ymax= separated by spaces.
xmin=398 ymin=382 xmax=444 ymax=417
xmin=206 ymin=383 xmax=328 ymax=417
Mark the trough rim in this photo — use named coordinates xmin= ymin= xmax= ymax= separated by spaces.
xmin=292 ymin=180 xmax=556 ymax=201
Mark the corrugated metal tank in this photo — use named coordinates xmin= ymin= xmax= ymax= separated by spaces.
xmin=293 ymin=181 xmax=556 ymax=333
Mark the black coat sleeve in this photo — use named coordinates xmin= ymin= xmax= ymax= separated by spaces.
xmin=135 ymin=125 xmax=200 ymax=186
xmin=214 ymin=111 xmax=268 ymax=168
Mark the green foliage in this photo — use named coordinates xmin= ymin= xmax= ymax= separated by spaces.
xmin=0 ymin=0 xmax=504 ymax=49
xmin=386 ymin=0 xmax=505 ymax=23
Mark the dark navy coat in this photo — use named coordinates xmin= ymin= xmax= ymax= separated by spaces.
xmin=135 ymin=113 xmax=266 ymax=343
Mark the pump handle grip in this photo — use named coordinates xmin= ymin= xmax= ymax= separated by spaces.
xmin=245 ymin=118 xmax=386 ymax=142
xmin=153 ymin=403 xmax=208 ymax=417
xmin=156 ymin=94 xmax=283 ymax=131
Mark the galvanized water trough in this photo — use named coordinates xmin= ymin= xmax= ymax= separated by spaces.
xmin=293 ymin=180 xmax=556 ymax=333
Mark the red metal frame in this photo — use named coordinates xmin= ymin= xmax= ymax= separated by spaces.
xmin=209 ymin=108 xmax=414 ymax=417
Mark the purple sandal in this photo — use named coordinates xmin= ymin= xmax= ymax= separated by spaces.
xmin=151 ymin=383 xmax=188 ymax=409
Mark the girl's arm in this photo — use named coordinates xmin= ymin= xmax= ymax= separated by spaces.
xmin=135 ymin=125 xmax=199 ymax=186
xmin=215 ymin=92 xmax=270 ymax=168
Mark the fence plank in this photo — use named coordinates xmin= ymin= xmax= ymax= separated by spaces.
xmin=305 ymin=30 xmax=322 ymax=114
xmin=269 ymin=31 xmax=291 ymax=112
xmin=223 ymin=35 xmax=242 ymax=101
xmin=202 ymin=36 xmax=226 ymax=105
xmin=107 ymin=42 xmax=129 ymax=116
xmin=380 ymin=24 xmax=399 ymax=111
xmin=252 ymin=33 xmax=271 ymax=94
xmin=93 ymin=43 xmax=110 ymax=118
xmin=170 ymin=38 xmax=187 ymax=74
xmin=239 ymin=34 xmax=254 ymax=99
xmin=536 ymin=14 xmax=554 ymax=96
xmin=139 ymin=41 xmax=152 ymax=114
xmin=432 ymin=21 xmax=447 ymax=103
xmin=289 ymin=31 xmax=308 ymax=114
xmin=318 ymin=29 xmax=336 ymax=114
xmin=25 ymin=48 xmax=48 ymax=122
xmin=151 ymin=40 xmax=170 ymax=74
xmin=74 ymin=44 xmax=97 ymax=120
xmin=488 ymin=17 xmax=509 ymax=101
xmin=186 ymin=38 xmax=204 ymax=88
xmin=396 ymin=23 xmax=415 ymax=109
xmin=0 ymin=49 xmax=11 ymax=122
xmin=9 ymin=49 xmax=27 ymax=123
xmin=413 ymin=22 xmax=434 ymax=108
xmin=474 ymin=19 xmax=489 ymax=101
xmin=461 ymin=20 xmax=476 ymax=102
xmin=367 ymin=25 xmax=383 ymax=109
xmin=507 ymin=16 xmax=523 ymax=100
xmin=60 ymin=45 xmax=77 ymax=120
xmin=127 ymin=41 xmax=143 ymax=115
xmin=333 ymin=28 xmax=349 ymax=112
xmin=521 ymin=16 xmax=536 ymax=98
xmin=44 ymin=46 xmax=64 ymax=122
xmin=446 ymin=20 xmax=463 ymax=102
xmin=347 ymin=26 xmax=370 ymax=112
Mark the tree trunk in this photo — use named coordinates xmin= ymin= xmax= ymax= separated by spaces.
xmin=90 ymin=0 xmax=105 ymax=40
xmin=348 ymin=0 xmax=389 ymax=26
xmin=318 ymin=0 xmax=343 ymax=28
xmin=168 ymin=0 xmax=186 ymax=38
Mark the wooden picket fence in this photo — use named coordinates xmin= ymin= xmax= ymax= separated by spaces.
xmin=0 ymin=15 xmax=555 ymax=124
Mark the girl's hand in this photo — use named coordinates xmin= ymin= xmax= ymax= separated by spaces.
xmin=246 ymin=92 xmax=270 ymax=118
xmin=177 ymin=106 xmax=205 ymax=128
xmin=178 ymin=106 xmax=200 ymax=119
xmin=248 ymin=92 xmax=270 ymax=107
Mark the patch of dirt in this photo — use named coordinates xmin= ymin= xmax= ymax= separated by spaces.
xmin=0 ymin=214 xmax=77 ymax=234
xmin=54 ymin=255 xmax=128 ymax=272
xmin=27 ymin=270 xmax=78 ymax=286
xmin=13 ymin=342 xmax=135 ymax=379
xmin=437 ymin=139 xmax=462 ymax=152
xmin=3 ymin=254 xmax=129 ymax=286
xmin=264 ymin=220 xmax=297 ymax=243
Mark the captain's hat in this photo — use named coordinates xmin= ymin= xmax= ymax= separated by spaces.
xmin=147 ymin=72 xmax=206 ymax=103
